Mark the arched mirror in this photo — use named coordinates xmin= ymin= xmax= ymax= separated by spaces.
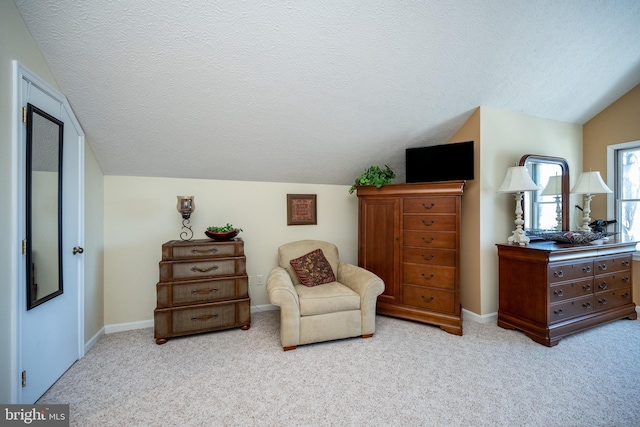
xmin=26 ymin=103 xmax=64 ymax=310
xmin=519 ymin=154 xmax=569 ymax=231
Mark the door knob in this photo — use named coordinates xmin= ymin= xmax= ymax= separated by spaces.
xmin=73 ymin=246 xmax=84 ymax=255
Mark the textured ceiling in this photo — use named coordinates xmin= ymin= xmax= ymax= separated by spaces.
xmin=13 ymin=0 xmax=640 ymax=185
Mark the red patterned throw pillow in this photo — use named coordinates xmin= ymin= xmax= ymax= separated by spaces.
xmin=289 ymin=248 xmax=336 ymax=287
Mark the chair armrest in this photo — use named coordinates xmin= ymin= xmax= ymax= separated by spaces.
xmin=337 ymin=262 xmax=385 ymax=298
xmin=267 ymin=267 xmax=299 ymax=310
xmin=267 ymin=267 xmax=301 ymax=349
xmin=337 ymin=263 xmax=385 ymax=336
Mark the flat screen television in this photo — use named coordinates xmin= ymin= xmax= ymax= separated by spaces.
xmin=406 ymin=141 xmax=474 ymax=183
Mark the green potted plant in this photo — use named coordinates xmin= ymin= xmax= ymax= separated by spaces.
xmin=349 ymin=164 xmax=396 ymax=194
xmin=205 ymin=223 xmax=243 ymax=241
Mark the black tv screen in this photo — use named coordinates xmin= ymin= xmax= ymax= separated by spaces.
xmin=406 ymin=141 xmax=474 ymax=183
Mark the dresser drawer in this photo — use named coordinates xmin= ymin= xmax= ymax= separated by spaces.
xmin=549 ymin=279 xmax=593 ymax=303
xmin=548 ymin=260 xmax=593 ymax=283
xmin=159 ymin=256 xmax=246 ymax=281
xmin=162 ymin=238 xmax=244 ymax=260
xmin=403 ymin=285 xmax=455 ymax=314
xmin=404 ymin=197 xmax=456 ymax=214
xmin=403 ymin=231 xmax=455 ymax=249
xmin=594 ymin=272 xmax=632 ymax=293
xmin=595 ymin=288 xmax=633 ymax=310
xmin=156 ymin=276 xmax=248 ymax=308
xmin=403 ymin=247 xmax=455 ymax=267
xmin=549 ymin=295 xmax=594 ymax=324
xmin=403 ymin=263 xmax=454 ymax=289
xmin=403 ymin=215 xmax=456 ymax=232
xmin=594 ymin=255 xmax=632 ymax=275
xmin=154 ymin=299 xmax=250 ymax=336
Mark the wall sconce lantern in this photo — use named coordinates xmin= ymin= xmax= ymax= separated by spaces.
xmin=176 ymin=195 xmax=195 ymax=241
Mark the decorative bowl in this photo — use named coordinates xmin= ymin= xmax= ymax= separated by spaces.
xmin=527 ymin=230 xmax=615 ymax=245
xmin=205 ymin=230 xmax=239 ymax=241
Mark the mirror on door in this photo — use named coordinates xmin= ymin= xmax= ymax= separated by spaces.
xmin=519 ymin=154 xmax=570 ymax=231
xmin=26 ymin=103 xmax=64 ymax=310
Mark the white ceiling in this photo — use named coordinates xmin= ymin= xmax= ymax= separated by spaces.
xmin=14 ymin=0 xmax=640 ymax=185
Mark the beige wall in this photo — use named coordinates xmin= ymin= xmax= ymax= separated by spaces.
xmin=583 ymin=84 xmax=640 ymax=305
xmin=449 ymin=109 xmax=482 ymax=314
xmin=103 ymin=176 xmax=357 ymax=326
xmin=461 ymin=107 xmax=583 ymax=315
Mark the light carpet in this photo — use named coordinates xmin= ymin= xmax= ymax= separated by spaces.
xmin=38 ymin=310 xmax=640 ymax=426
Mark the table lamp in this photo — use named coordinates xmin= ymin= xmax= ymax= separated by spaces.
xmin=498 ymin=166 xmax=541 ymax=245
xmin=571 ymin=171 xmax=612 ymax=232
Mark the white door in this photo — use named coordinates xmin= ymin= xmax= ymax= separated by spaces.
xmin=17 ymin=64 xmax=84 ymax=404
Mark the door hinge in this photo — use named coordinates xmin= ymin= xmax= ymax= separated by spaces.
xmin=22 ymin=107 xmax=27 ymax=123
xmin=22 ymin=370 xmax=26 ymax=387
xmin=22 ymin=239 xmax=27 ymax=255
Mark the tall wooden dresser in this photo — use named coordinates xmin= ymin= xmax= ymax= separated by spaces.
xmin=154 ymin=238 xmax=250 ymax=344
xmin=357 ymin=181 xmax=464 ymax=335
xmin=497 ymin=239 xmax=637 ymax=346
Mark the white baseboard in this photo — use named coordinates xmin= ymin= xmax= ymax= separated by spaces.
xmin=102 ymin=305 xmax=279 ymax=335
xmin=84 ymin=327 xmax=105 ymax=353
xmin=105 ymin=319 xmax=154 ymax=334
xmin=462 ymin=308 xmax=498 ymax=324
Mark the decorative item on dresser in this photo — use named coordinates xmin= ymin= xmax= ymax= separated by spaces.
xmin=497 ymin=239 xmax=637 ymax=347
xmin=497 ymin=165 xmax=541 ymax=246
xmin=176 ymin=195 xmax=195 ymax=241
xmin=571 ymin=171 xmax=613 ymax=232
xmin=154 ymin=238 xmax=250 ymax=344
xmin=356 ymin=181 xmax=464 ymax=335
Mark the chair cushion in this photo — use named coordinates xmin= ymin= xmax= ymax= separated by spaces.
xmin=295 ymin=281 xmax=360 ymax=316
xmin=289 ymin=248 xmax=336 ymax=287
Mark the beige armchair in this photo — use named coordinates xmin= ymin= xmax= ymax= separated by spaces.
xmin=267 ymin=240 xmax=385 ymax=351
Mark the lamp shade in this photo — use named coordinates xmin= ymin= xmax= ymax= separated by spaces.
xmin=540 ymin=175 xmax=563 ymax=196
xmin=571 ymin=171 xmax=612 ymax=194
xmin=498 ymin=166 xmax=541 ymax=193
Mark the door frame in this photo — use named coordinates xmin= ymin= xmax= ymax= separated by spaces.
xmin=12 ymin=61 xmax=85 ymax=403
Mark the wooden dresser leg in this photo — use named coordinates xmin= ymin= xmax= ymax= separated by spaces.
xmin=241 ymin=324 xmax=251 ymax=330
xmin=283 ymin=346 xmax=297 ymax=351
xmin=362 ymin=333 xmax=374 ymax=339
xmin=155 ymin=338 xmax=168 ymax=345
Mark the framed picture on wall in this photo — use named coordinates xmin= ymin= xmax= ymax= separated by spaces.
xmin=287 ymin=194 xmax=317 ymax=225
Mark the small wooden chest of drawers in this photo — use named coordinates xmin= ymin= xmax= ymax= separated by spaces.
xmin=497 ymin=240 xmax=637 ymax=347
xmin=154 ymin=238 xmax=250 ymax=344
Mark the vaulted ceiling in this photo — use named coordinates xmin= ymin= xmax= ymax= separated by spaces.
xmin=14 ymin=0 xmax=640 ymax=185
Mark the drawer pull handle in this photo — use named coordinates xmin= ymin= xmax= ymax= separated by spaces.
xmin=622 ymin=260 xmax=630 ymax=267
xmin=583 ymin=302 xmax=591 ymax=309
xmin=554 ymin=309 xmax=564 ymax=316
xmin=598 ymin=282 xmax=607 ymax=290
xmin=621 ymin=293 xmax=630 ymax=299
xmin=191 ymin=314 xmax=218 ymax=321
xmin=553 ymin=270 xmax=564 ymax=278
xmin=421 ymin=254 xmax=434 ymax=261
xmin=421 ymin=295 xmax=434 ymax=303
xmin=191 ymin=265 xmax=219 ymax=273
xmin=421 ymin=273 xmax=435 ymax=280
xmin=598 ymin=298 xmax=607 ymax=305
xmin=422 ymin=203 xmax=435 ymax=210
xmin=582 ymin=266 xmax=591 ymax=273
xmin=598 ymin=264 xmax=607 ymax=271
xmin=622 ymin=276 xmax=630 ymax=283
xmin=582 ymin=284 xmax=591 ymax=291
xmin=422 ymin=220 xmax=435 ymax=226
xmin=553 ymin=289 xmax=564 ymax=297
xmin=422 ymin=237 xmax=435 ymax=243
xmin=191 ymin=248 xmax=219 ymax=254
xmin=191 ymin=288 xmax=219 ymax=295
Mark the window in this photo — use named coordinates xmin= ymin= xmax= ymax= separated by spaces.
xmin=609 ymin=141 xmax=640 ymax=253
